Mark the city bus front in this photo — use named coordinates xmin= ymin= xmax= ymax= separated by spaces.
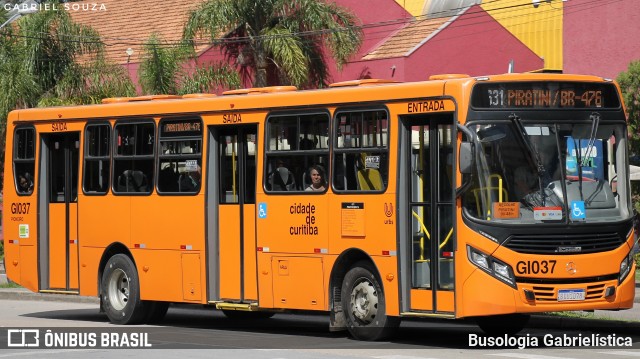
xmin=459 ymin=78 xmax=637 ymax=321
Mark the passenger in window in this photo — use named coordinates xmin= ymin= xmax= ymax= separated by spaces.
xmin=179 ymin=165 xmax=201 ymax=192
xmin=305 ymin=165 xmax=326 ymax=192
xmin=18 ymin=173 xmax=34 ymax=193
xmin=270 ymin=160 xmax=295 ymax=191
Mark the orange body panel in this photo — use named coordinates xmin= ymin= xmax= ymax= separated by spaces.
xmin=243 ymin=205 xmax=258 ymax=301
xmin=410 ymin=289 xmax=434 ymax=311
xmin=18 ymin=245 xmax=38 ymax=292
xmin=48 ymin=204 xmax=67 ymax=289
xmin=79 ymin=196 xmax=131 ymax=248
xmin=257 ymin=252 xmax=275 ymax=308
xmin=133 ymin=248 xmax=196 ymax=302
xmin=68 ymin=203 xmax=79 ymax=289
xmin=181 ymin=253 xmax=202 ymax=302
xmin=271 ymin=256 xmax=325 ymax=309
xmin=256 ymin=194 xmax=329 ymax=254
xmin=78 ymin=246 xmax=103 ymax=296
xmin=219 ymin=206 xmax=242 ymax=300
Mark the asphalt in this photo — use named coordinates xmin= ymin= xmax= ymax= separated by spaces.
xmin=1 ymin=261 xmax=639 ymax=326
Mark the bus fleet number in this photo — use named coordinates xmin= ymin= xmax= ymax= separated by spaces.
xmin=11 ymin=202 xmax=30 ymax=215
xmin=516 ymin=260 xmax=556 ymax=275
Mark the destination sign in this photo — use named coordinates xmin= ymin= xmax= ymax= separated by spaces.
xmin=160 ymin=119 xmax=202 ymax=137
xmin=471 ymin=82 xmax=621 ymax=109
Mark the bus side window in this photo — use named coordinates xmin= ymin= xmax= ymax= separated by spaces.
xmin=14 ymin=127 xmax=36 ymax=195
xmin=113 ymin=121 xmax=155 ymax=194
xmin=84 ymin=123 xmax=111 ymax=194
xmin=265 ymin=112 xmax=329 ymax=193
xmin=333 ymin=109 xmax=389 ymax=192
xmin=157 ymin=118 xmax=203 ymax=195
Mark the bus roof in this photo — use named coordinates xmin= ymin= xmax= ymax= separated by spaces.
xmin=8 ymin=73 xmax=612 ymax=123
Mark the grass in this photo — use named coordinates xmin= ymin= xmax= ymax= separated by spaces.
xmin=545 ymin=311 xmax=634 ymax=322
xmin=0 ymin=282 xmax=22 ymax=289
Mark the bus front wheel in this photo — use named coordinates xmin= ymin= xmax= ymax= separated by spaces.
xmin=101 ymin=254 xmax=147 ymax=324
xmin=341 ymin=262 xmax=399 ymax=341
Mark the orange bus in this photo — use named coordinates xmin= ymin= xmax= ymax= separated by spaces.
xmin=2 ymin=73 xmax=636 ymax=340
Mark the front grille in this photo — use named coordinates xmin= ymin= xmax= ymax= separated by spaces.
xmin=504 ymin=232 xmax=623 ymax=254
xmin=530 ymin=284 xmax=605 ymax=301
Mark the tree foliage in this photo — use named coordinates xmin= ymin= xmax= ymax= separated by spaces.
xmin=182 ymin=0 xmax=363 ymax=88
xmin=138 ymin=33 xmax=240 ymax=95
xmin=617 ymin=60 xmax=640 ymax=155
xmin=617 ymin=60 xmax=640 ymax=211
xmin=0 ymin=3 xmax=135 ymax=191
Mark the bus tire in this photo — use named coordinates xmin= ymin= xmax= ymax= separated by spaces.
xmin=341 ymin=262 xmax=399 ymax=341
xmin=145 ymin=301 xmax=170 ymax=324
xmin=101 ymin=254 xmax=147 ymax=324
xmin=475 ymin=313 xmax=530 ymax=335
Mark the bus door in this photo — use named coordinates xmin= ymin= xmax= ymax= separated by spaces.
xmin=206 ymin=125 xmax=258 ymax=303
xmin=399 ymin=116 xmax=455 ymax=314
xmin=38 ymin=132 xmax=80 ymax=292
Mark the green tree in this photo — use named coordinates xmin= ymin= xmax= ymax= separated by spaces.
xmin=617 ymin=60 xmax=640 ymax=210
xmin=182 ymin=0 xmax=363 ymax=88
xmin=138 ymin=33 xmax=240 ymax=95
xmin=0 ymin=3 xmax=136 ymax=191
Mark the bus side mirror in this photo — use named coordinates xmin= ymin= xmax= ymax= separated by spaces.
xmin=459 ymin=142 xmax=474 ymax=174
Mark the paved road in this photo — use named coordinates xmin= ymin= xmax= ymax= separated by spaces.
xmin=0 ymin=296 xmax=639 ymax=358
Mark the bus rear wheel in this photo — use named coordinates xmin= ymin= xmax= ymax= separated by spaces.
xmin=101 ymin=254 xmax=147 ymax=324
xmin=475 ymin=314 xmax=530 ymax=335
xmin=341 ymin=262 xmax=399 ymax=341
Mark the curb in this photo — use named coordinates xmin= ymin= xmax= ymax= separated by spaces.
xmin=0 ymin=288 xmax=99 ymax=305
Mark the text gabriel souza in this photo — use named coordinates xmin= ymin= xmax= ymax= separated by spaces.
xmin=469 ymin=333 xmax=632 ymax=349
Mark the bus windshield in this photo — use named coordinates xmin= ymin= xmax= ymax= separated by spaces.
xmin=462 ymin=119 xmax=631 ymax=224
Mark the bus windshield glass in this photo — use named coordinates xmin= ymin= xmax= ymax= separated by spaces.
xmin=462 ymin=120 xmax=631 ymax=224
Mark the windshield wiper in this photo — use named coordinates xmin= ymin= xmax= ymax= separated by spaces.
xmin=509 ymin=113 xmax=547 ymax=205
xmin=572 ymin=112 xmax=601 ymax=201
xmin=582 ymin=112 xmax=601 ymax=167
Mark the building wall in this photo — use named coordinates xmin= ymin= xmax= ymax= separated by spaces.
xmin=330 ymin=5 xmax=543 ymax=82
xmin=564 ymin=0 xmax=640 ymax=79
xmin=481 ymin=0 xmax=563 ymax=71
xmin=406 ymin=5 xmax=543 ymax=79
xmin=333 ymin=0 xmax=412 ymax=61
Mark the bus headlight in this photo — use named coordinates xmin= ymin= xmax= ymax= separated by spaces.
xmin=467 ymin=245 xmax=516 ymax=288
xmin=619 ymin=250 xmax=634 ymax=284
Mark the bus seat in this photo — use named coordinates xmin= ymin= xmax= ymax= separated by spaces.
xmin=270 ymin=166 xmax=295 ymax=191
xmin=118 ymin=170 xmax=148 ymax=192
xmin=356 ymin=154 xmax=382 ymax=190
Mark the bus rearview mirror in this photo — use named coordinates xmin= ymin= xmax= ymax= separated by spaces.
xmin=459 ymin=142 xmax=474 ymax=174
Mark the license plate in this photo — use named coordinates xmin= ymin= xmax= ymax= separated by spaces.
xmin=557 ymin=289 xmax=585 ymax=301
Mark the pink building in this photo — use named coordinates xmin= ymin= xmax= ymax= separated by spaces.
xmin=563 ymin=0 xmax=640 ymax=79
xmin=69 ymin=0 xmax=639 ymax=91
xmin=328 ymin=4 xmax=543 ymax=82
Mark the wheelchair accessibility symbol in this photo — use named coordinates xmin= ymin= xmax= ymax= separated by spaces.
xmin=570 ymin=201 xmax=586 ymax=220
xmin=258 ymin=203 xmax=267 ymax=219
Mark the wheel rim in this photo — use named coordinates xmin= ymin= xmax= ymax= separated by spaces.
xmin=349 ymin=278 xmax=378 ymax=324
xmin=107 ymin=268 xmax=130 ymax=311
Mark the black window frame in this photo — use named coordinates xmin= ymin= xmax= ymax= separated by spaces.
xmin=83 ymin=122 xmax=112 ymax=195
xmin=13 ymin=126 xmax=36 ymax=196
xmin=112 ymin=119 xmax=156 ymax=195
xmin=332 ymin=107 xmax=390 ymax=193
xmin=264 ymin=110 xmax=330 ymax=194
xmin=156 ymin=116 xmax=203 ymax=195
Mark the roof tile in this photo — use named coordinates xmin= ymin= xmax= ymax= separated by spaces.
xmin=69 ymin=0 xmax=208 ymax=64
xmin=362 ymin=16 xmax=450 ymax=60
